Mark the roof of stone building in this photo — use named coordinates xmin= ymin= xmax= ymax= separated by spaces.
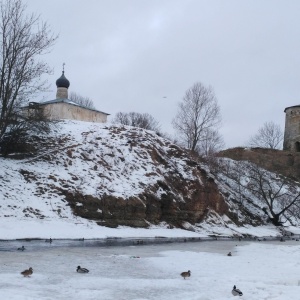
xmin=284 ymin=105 xmax=300 ymax=112
xmin=29 ymin=99 xmax=110 ymax=115
xmin=56 ymin=71 xmax=70 ymax=88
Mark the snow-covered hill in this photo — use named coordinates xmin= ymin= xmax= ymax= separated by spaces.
xmin=0 ymin=120 xmax=298 ymax=239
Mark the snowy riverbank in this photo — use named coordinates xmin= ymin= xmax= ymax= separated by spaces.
xmin=1 ymin=218 xmax=296 ymax=240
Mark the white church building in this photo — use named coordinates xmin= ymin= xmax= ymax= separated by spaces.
xmin=26 ymin=70 xmax=109 ymax=123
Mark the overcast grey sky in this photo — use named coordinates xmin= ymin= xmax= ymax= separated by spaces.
xmin=26 ymin=0 xmax=300 ymax=148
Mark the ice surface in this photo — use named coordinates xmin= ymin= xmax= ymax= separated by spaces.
xmin=1 ymin=240 xmax=300 ymax=299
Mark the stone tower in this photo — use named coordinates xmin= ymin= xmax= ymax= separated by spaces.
xmin=283 ymin=105 xmax=300 ymax=151
xmin=56 ymin=70 xmax=70 ymax=99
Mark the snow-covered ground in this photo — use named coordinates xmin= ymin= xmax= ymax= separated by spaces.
xmin=1 ymin=240 xmax=300 ymax=299
xmin=0 ymin=217 xmax=296 ymax=240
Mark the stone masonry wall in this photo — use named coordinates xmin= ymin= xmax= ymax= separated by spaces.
xmin=219 ymin=147 xmax=300 ymax=181
xmin=284 ymin=106 xmax=300 ymax=151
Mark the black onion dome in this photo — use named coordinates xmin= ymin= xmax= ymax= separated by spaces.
xmin=56 ymin=71 xmax=70 ymax=88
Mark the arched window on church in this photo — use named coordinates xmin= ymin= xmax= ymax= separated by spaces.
xmin=295 ymin=141 xmax=300 ymax=152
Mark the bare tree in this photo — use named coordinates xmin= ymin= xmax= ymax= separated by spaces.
xmin=69 ymin=92 xmax=95 ymax=109
xmin=112 ymin=112 xmax=161 ymax=132
xmin=246 ymin=162 xmax=300 ymax=226
xmin=1 ymin=105 xmax=53 ymax=156
xmin=196 ymin=128 xmax=225 ymax=157
xmin=248 ymin=121 xmax=283 ymax=149
xmin=0 ymin=0 xmax=57 ymax=151
xmin=218 ymin=159 xmax=300 ymax=226
xmin=172 ymin=82 xmax=222 ymax=152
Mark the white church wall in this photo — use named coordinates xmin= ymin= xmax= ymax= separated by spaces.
xmin=43 ymin=103 xmax=107 ymax=123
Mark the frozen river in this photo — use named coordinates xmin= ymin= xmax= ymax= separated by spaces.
xmin=1 ymin=239 xmax=300 ymax=299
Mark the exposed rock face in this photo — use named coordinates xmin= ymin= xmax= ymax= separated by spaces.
xmin=59 ymin=148 xmax=227 ymax=228
xmin=218 ymin=147 xmax=300 ymax=181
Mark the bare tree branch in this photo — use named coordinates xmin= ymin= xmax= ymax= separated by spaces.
xmin=69 ymin=91 xmax=95 ymax=109
xmin=248 ymin=121 xmax=283 ymax=149
xmin=172 ymin=82 xmax=222 ymax=152
xmin=0 ymin=0 xmax=58 ymax=154
xmin=196 ymin=128 xmax=224 ymax=156
xmin=112 ymin=112 xmax=161 ymax=132
xmin=218 ymin=159 xmax=300 ymax=226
